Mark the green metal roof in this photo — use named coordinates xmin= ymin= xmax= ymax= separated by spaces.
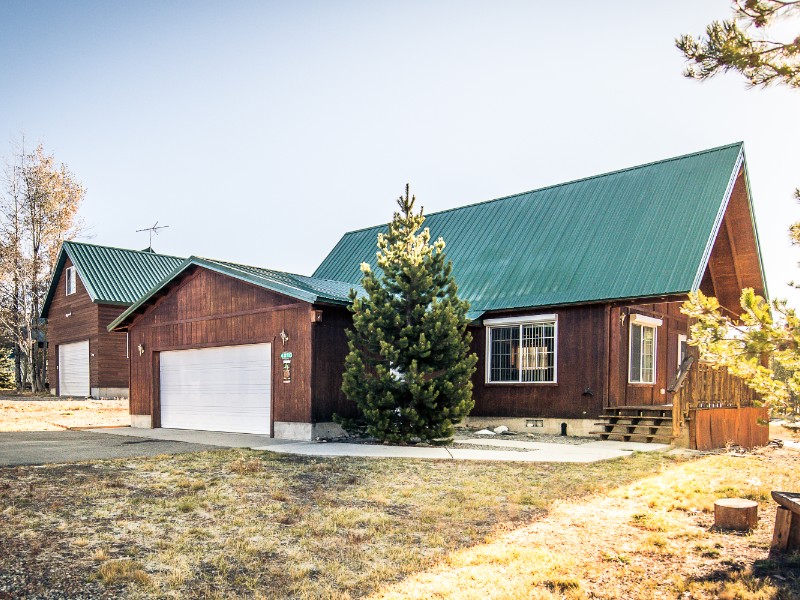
xmin=314 ymin=143 xmax=759 ymax=316
xmin=41 ymin=241 xmax=185 ymax=317
xmin=108 ymin=256 xmax=363 ymax=331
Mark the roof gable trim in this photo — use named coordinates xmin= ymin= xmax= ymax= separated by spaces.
xmin=108 ymin=257 xmax=325 ymax=331
xmin=690 ymin=148 xmax=745 ymax=293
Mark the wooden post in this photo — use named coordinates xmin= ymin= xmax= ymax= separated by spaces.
xmin=772 ymin=507 xmax=793 ymax=551
xmin=714 ymin=498 xmax=758 ymax=531
xmin=672 ymin=391 xmax=681 ymax=439
xmin=771 ymin=492 xmax=800 ymax=553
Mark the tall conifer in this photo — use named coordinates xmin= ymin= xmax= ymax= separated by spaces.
xmin=342 ymin=185 xmax=477 ymax=443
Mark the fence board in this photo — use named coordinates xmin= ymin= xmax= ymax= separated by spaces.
xmin=690 ymin=407 xmax=769 ymax=450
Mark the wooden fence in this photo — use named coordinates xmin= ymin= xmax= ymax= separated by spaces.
xmin=673 ymin=362 xmax=768 ymax=450
xmin=689 ymin=406 xmax=769 ymax=450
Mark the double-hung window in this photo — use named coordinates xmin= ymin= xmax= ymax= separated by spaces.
xmin=485 ymin=314 xmax=557 ymax=383
xmin=629 ymin=314 xmax=662 ymax=384
xmin=65 ymin=266 xmax=76 ymax=296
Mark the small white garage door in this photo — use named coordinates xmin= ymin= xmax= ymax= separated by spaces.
xmin=59 ymin=340 xmax=90 ymax=397
xmin=160 ymin=343 xmax=272 ymax=435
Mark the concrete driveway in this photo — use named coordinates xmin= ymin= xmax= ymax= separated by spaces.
xmin=95 ymin=427 xmax=671 ymax=463
xmin=0 ymin=430 xmax=215 ymax=467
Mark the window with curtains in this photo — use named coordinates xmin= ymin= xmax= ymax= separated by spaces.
xmin=486 ymin=316 xmax=557 ymax=383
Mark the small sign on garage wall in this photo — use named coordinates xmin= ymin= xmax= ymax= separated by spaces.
xmin=282 ymin=359 xmax=291 ymax=383
xmin=280 ymin=351 xmax=293 ymax=360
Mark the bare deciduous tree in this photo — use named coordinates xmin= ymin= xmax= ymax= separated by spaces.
xmin=0 ymin=141 xmax=85 ymax=392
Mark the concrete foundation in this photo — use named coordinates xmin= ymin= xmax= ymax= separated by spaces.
xmin=463 ymin=416 xmax=597 ymax=437
xmin=91 ymin=387 xmax=129 ymax=399
xmin=273 ymin=421 xmax=348 ymax=441
xmin=130 ymin=414 xmax=153 ymax=429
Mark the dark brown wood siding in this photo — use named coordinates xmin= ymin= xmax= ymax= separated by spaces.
xmin=97 ymin=305 xmax=129 ymax=389
xmin=470 ymin=304 xmax=608 ymax=419
xmin=607 ymin=301 xmax=689 ymax=408
xmin=311 ymin=306 xmax=357 ymax=422
xmin=44 ymin=257 xmax=99 ymax=393
xmin=127 ymin=267 xmax=318 ymax=427
xmin=699 ymin=167 xmax=766 ymax=315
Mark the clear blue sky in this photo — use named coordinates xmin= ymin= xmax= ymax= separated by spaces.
xmin=2 ymin=1 xmax=799 ymax=306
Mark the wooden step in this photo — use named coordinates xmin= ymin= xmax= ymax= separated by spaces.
xmin=592 ymin=406 xmax=676 ymax=444
xmin=590 ymin=431 xmax=674 ymax=443
xmin=602 ymin=409 xmax=672 ymax=418
xmin=593 ymin=423 xmax=673 ymax=432
xmin=596 ymin=417 xmax=671 ymax=426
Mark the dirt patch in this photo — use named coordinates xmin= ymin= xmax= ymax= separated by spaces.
xmin=0 ymin=398 xmax=129 ymax=431
xmin=370 ymin=446 xmax=800 ymax=600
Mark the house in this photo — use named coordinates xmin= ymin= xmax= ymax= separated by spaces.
xmin=107 ymin=257 xmax=360 ymax=437
xmin=110 ymin=142 xmax=768 ymax=446
xmin=41 ymin=242 xmax=184 ymax=398
xmin=314 ymin=142 xmax=767 ymax=443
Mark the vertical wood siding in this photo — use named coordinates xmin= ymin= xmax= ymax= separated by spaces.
xmin=45 ymin=257 xmax=99 ymax=392
xmin=690 ymin=406 xmax=769 ymax=450
xmin=470 ymin=304 xmax=608 ymax=419
xmin=311 ymin=306 xmax=357 ymax=422
xmin=96 ymin=305 xmax=129 ymax=389
xmin=608 ymin=301 xmax=689 ymax=408
xmin=46 ymin=257 xmax=131 ymax=392
xmin=127 ymin=267 xmax=315 ymax=425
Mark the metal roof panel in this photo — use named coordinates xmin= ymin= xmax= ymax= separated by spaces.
xmin=313 ymin=143 xmax=747 ymax=312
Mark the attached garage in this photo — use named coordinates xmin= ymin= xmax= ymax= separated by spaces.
xmin=58 ymin=340 xmax=90 ymax=397
xmin=109 ymin=256 xmax=359 ymax=439
xmin=160 ymin=344 xmax=272 ymax=435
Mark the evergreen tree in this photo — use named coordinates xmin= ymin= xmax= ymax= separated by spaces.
xmin=341 ymin=185 xmax=477 ymax=443
xmin=676 ymin=1 xmax=800 ymax=88
xmin=676 ymin=2 xmax=800 ymax=412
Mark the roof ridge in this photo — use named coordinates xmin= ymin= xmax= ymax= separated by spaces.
xmin=339 ymin=142 xmax=744 ymax=236
xmin=63 ymin=239 xmax=184 ymax=260
xmin=200 ymin=256 xmax=356 ymax=285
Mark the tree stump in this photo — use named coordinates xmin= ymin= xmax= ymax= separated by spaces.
xmin=714 ymin=498 xmax=758 ymax=531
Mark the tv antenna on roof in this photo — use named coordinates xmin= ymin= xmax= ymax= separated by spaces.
xmin=136 ymin=221 xmax=169 ymax=251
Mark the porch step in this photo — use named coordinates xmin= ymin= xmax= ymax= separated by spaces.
xmin=592 ymin=406 xmax=674 ymax=444
xmin=590 ymin=432 xmax=673 ymax=444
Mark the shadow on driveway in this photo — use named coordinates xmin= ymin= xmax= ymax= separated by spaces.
xmin=0 ymin=430 xmax=215 ymax=467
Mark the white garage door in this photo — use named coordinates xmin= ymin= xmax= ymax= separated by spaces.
xmin=59 ymin=340 xmax=90 ymax=397
xmin=160 ymin=343 xmax=272 ymax=435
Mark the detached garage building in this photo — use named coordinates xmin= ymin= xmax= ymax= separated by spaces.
xmin=41 ymin=242 xmax=184 ymax=397
xmin=108 ymin=257 xmax=359 ymax=439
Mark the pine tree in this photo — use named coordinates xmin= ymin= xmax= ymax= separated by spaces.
xmin=341 ymin=185 xmax=477 ymax=443
xmin=675 ymin=2 xmax=800 ymax=412
xmin=676 ymin=1 xmax=800 ymax=88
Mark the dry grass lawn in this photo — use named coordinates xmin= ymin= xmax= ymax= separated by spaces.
xmin=1 ymin=444 xmax=799 ymax=599
xmin=0 ymin=390 xmax=129 ymax=431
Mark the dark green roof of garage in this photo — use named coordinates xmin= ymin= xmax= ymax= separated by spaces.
xmin=41 ymin=242 xmax=185 ymax=317
xmin=314 ymin=143 xmax=762 ymax=317
xmin=108 ymin=256 xmax=363 ymax=331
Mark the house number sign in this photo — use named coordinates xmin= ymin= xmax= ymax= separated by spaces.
xmin=282 ymin=359 xmax=291 ymax=383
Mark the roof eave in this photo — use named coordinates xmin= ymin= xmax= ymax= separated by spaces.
xmin=108 ymin=258 xmax=356 ymax=332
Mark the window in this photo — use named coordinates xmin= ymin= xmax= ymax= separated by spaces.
xmin=65 ymin=266 xmax=76 ymax=295
xmin=677 ymin=334 xmax=688 ymax=369
xmin=485 ymin=315 xmax=557 ymax=383
xmin=629 ymin=314 xmax=661 ymax=384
